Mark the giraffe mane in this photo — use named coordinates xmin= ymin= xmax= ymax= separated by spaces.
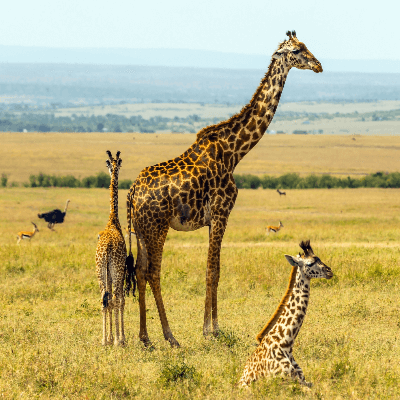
xmin=256 ymin=264 xmax=298 ymax=343
xmin=195 ymin=57 xmax=280 ymax=141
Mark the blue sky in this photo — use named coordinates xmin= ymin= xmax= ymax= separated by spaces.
xmin=1 ymin=0 xmax=398 ymax=61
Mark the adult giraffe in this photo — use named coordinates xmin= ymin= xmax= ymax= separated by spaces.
xmin=127 ymin=31 xmax=323 ymax=347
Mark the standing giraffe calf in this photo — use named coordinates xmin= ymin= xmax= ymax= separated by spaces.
xmin=95 ymin=150 xmax=135 ymax=346
xmin=17 ymin=222 xmax=39 ymax=244
xmin=239 ymin=240 xmax=333 ymax=388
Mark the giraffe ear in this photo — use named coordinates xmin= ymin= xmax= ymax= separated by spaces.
xmin=284 ymin=255 xmax=298 ymax=267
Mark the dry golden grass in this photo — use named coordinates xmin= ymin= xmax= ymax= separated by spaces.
xmin=3 ymin=132 xmax=400 ymax=184
xmin=0 ymin=186 xmax=399 ymax=399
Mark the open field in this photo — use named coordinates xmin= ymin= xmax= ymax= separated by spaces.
xmin=37 ymin=100 xmax=400 ymax=135
xmin=3 ymin=133 xmax=400 ymax=185
xmin=0 ymin=187 xmax=399 ymax=399
xmin=53 ymin=100 xmax=400 ymax=119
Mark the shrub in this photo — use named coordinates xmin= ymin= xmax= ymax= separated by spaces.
xmin=119 ymin=179 xmax=133 ymax=190
xmin=159 ymin=359 xmax=200 ymax=386
xmin=216 ymin=328 xmax=241 ymax=348
xmin=1 ymin=173 xmax=7 ymax=187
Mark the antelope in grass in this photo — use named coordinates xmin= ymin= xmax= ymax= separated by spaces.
xmin=277 ymin=189 xmax=286 ymax=196
xmin=266 ymin=221 xmax=284 ymax=235
xmin=17 ymin=222 xmax=39 ymax=244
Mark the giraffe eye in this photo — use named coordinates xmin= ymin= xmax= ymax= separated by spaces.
xmin=292 ymin=49 xmax=300 ymax=54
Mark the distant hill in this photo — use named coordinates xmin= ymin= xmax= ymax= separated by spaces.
xmin=0 ymin=46 xmax=400 ymax=73
xmin=0 ymin=63 xmax=400 ymax=107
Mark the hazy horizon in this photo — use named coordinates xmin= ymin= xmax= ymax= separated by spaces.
xmin=2 ymin=0 xmax=399 ymax=64
xmin=1 ymin=46 xmax=399 ymax=74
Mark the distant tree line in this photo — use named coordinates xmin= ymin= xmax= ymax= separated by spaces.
xmin=27 ymin=172 xmax=133 ymax=189
xmin=0 ymin=112 xmax=219 ymax=133
xmin=0 ymin=108 xmax=399 ymax=133
xmin=233 ymin=172 xmax=400 ymax=189
xmin=3 ymin=171 xmax=400 ymax=189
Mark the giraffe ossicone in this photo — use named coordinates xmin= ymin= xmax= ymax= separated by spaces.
xmin=238 ymin=240 xmax=333 ymax=388
xmin=126 ymin=31 xmax=323 ymax=348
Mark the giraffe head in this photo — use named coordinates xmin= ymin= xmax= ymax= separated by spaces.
xmin=284 ymin=240 xmax=333 ymax=280
xmin=105 ymin=150 xmax=122 ymax=177
xmin=272 ymin=31 xmax=323 ymax=73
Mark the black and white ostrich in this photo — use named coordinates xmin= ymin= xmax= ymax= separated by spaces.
xmin=38 ymin=199 xmax=70 ymax=231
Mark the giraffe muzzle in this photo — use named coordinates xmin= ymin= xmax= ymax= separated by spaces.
xmin=309 ymin=62 xmax=323 ymax=73
xmin=323 ymin=267 xmax=333 ymax=279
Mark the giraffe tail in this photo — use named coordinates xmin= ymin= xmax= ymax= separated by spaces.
xmin=103 ymin=264 xmax=110 ymax=308
xmin=103 ymin=291 xmax=110 ymax=308
xmin=125 ymin=184 xmax=137 ymax=297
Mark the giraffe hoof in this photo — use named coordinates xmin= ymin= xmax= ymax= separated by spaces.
xmin=168 ymin=337 xmax=180 ymax=348
xmin=203 ymin=326 xmax=212 ymax=337
xmin=140 ymin=337 xmax=153 ymax=348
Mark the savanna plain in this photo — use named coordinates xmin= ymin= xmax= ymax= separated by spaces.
xmin=1 ymin=132 xmax=400 ymax=399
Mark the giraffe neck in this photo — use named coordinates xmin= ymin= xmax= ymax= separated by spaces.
xmin=109 ymin=172 xmax=119 ymax=221
xmin=276 ymin=269 xmax=311 ymax=346
xmin=196 ymin=58 xmax=289 ymax=172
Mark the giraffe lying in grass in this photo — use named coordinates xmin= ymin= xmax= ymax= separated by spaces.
xmin=95 ymin=151 xmax=135 ymax=346
xmin=239 ymin=240 xmax=333 ymax=388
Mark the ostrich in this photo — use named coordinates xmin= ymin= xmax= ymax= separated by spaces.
xmin=38 ymin=199 xmax=70 ymax=231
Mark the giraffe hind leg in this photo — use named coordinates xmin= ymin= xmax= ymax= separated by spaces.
xmin=101 ymin=289 xmax=110 ymax=345
xmin=136 ymin=236 xmax=152 ymax=346
xmin=145 ymin=226 xmax=180 ymax=348
xmin=113 ymin=281 xmax=125 ymax=346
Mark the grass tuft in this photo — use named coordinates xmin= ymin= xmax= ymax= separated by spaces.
xmin=159 ymin=358 xmax=200 ymax=387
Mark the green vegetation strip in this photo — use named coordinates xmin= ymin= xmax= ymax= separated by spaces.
xmin=2 ymin=171 xmax=400 ymax=189
xmin=232 ymin=172 xmax=400 ymax=189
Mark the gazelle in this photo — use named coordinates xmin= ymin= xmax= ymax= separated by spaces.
xmin=277 ymin=189 xmax=286 ymax=196
xmin=266 ymin=221 xmax=284 ymax=235
xmin=17 ymin=222 xmax=39 ymax=244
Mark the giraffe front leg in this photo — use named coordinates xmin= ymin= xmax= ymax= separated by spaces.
xmin=290 ymin=354 xmax=312 ymax=387
xmin=204 ymin=217 xmax=226 ymax=337
xmin=277 ymin=357 xmax=311 ymax=388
